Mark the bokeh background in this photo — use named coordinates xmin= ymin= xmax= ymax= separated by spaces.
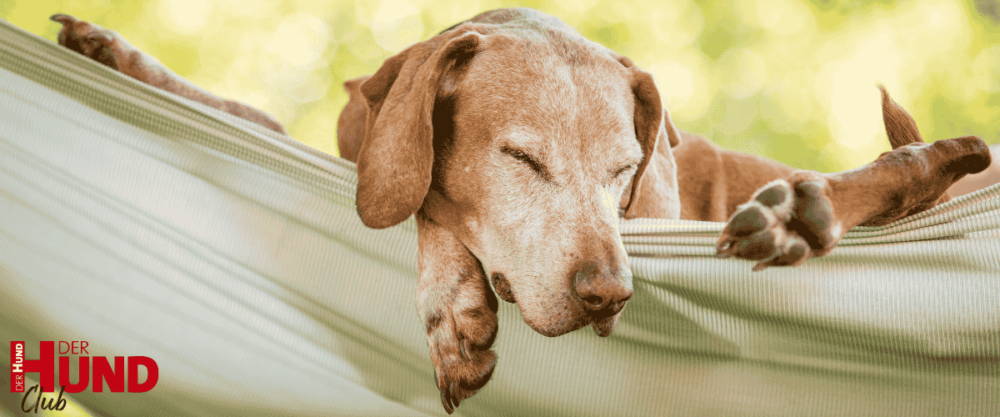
xmin=3 ymin=0 xmax=999 ymax=172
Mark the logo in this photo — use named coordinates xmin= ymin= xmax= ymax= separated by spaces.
xmin=10 ymin=341 xmax=159 ymax=413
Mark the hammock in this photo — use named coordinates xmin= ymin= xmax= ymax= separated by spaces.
xmin=1 ymin=18 xmax=997 ymax=417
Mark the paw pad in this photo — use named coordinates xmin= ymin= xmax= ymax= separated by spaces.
xmin=717 ymin=177 xmax=839 ymax=271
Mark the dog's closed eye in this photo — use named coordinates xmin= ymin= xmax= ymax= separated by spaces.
xmin=606 ymin=161 xmax=639 ymax=187
xmin=502 ymin=146 xmax=553 ymax=181
xmin=612 ymin=164 xmax=636 ymax=178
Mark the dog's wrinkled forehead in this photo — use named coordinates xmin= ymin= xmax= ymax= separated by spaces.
xmin=447 ymin=28 xmax=638 ymax=150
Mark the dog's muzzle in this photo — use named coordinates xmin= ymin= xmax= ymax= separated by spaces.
xmin=572 ymin=260 xmax=633 ymax=335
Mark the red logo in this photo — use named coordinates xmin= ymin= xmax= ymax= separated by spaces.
xmin=10 ymin=341 xmax=158 ymax=393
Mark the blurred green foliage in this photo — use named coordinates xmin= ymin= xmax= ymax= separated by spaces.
xmin=3 ymin=0 xmax=999 ymax=171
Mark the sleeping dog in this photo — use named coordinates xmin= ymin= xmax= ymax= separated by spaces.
xmin=52 ymin=8 xmax=995 ymax=413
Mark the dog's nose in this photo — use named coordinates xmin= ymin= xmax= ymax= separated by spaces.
xmin=572 ymin=261 xmax=633 ymax=317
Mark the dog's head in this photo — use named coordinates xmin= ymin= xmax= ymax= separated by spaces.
xmin=354 ymin=9 xmax=683 ymax=337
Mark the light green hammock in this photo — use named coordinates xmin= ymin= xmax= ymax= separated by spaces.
xmin=0 ymin=18 xmax=997 ymax=417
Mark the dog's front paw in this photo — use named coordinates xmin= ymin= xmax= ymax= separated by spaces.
xmin=716 ymin=176 xmax=841 ymax=271
xmin=418 ymin=271 xmax=499 ymax=414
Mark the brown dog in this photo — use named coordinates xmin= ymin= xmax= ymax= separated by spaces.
xmin=52 ymin=9 xmax=996 ymax=413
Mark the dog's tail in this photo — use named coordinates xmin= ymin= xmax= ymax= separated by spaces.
xmin=878 ymin=84 xmax=925 ymax=149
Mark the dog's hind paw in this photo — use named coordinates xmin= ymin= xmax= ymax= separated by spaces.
xmin=50 ymin=13 xmax=287 ymax=134
xmin=716 ymin=176 xmax=840 ymax=271
xmin=418 ymin=269 xmax=499 ymax=413
xmin=51 ymin=14 xmax=125 ymax=70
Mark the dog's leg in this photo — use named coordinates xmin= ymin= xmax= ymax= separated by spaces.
xmin=50 ymin=14 xmax=286 ymax=134
xmin=717 ymin=89 xmax=992 ymax=270
xmin=415 ymin=214 xmax=499 ymax=413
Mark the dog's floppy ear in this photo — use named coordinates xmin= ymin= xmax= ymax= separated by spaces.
xmin=355 ymin=28 xmax=484 ymax=229
xmin=619 ymin=59 xmax=683 ymax=218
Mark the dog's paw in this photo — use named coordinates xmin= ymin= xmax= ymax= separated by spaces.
xmin=716 ymin=177 xmax=840 ymax=271
xmin=51 ymin=14 xmax=126 ymax=70
xmin=418 ymin=272 xmax=499 ymax=414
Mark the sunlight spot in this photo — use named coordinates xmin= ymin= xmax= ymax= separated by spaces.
xmin=353 ymin=0 xmax=379 ymax=25
xmin=267 ymin=13 xmax=330 ymax=69
xmin=760 ymin=77 xmax=812 ymax=134
xmin=285 ymin=70 xmax=332 ymax=104
xmin=717 ymin=48 xmax=767 ymax=99
xmin=716 ymin=97 xmax=757 ymax=137
xmin=370 ymin=0 xmax=424 ymax=53
xmin=649 ymin=60 xmax=694 ymax=110
xmin=825 ymin=64 xmax=885 ymax=150
xmin=919 ymin=1 xmax=964 ymax=33
xmin=972 ymin=45 xmax=1000 ymax=93
xmin=815 ymin=26 xmax=903 ymax=150
xmin=649 ymin=51 xmax=711 ymax=121
xmin=648 ymin=2 xmax=703 ymax=48
xmin=757 ymin=0 xmax=806 ymax=36
xmin=426 ymin=0 xmax=483 ymax=31
xmin=292 ymin=101 xmax=342 ymax=156
xmin=158 ymin=0 xmax=213 ymax=35
xmin=209 ymin=55 xmax=273 ymax=113
xmin=215 ymin=0 xmax=278 ymax=19
xmin=894 ymin=1 xmax=969 ymax=59
xmin=737 ymin=0 xmax=814 ymax=37
xmin=646 ymin=2 xmax=683 ymax=44
xmin=555 ymin=0 xmax=599 ymax=15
